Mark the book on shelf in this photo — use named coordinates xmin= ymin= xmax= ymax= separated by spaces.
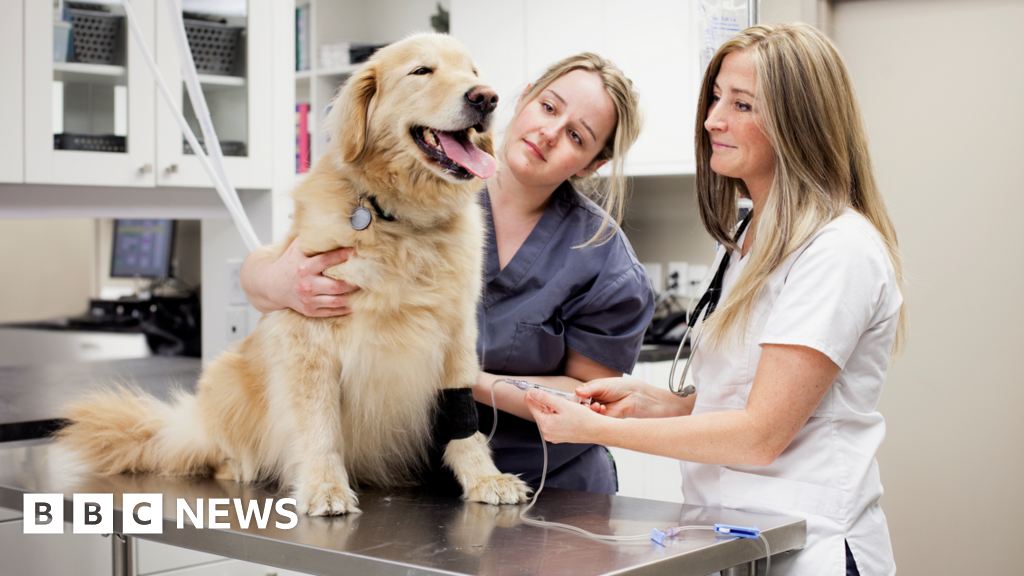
xmin=295 ymin=4 xmax=310 ymax=72
xmin=296 ymin=103 xmax=310 ymax=173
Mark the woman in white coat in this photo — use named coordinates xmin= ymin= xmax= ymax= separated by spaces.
xmin=523 ymin=23 xmax=907 ymax=575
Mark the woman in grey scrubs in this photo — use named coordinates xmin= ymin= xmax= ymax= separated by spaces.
xmin=240 ymin=53 xmax=654 ymax=495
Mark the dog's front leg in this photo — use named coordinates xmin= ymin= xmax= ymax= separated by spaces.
xmin=286 ymin=349 xmax=360 ymax=516
xmin=441 ymin=340 xmax=530 ymax=505
xmin=444 ymin=432 xmax=531 ymax=505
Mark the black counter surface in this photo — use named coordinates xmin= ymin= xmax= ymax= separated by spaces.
xmin=0 ymin=357 xmax=201 ymax=442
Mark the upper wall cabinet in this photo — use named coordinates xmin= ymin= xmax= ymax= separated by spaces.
xmin=451 ymin=0 xmax=700 ymax=176
xmin=22 ymin=0 xmax=274 ymax=190
xmin=156 ymin=0 xmax=273 ymax=190
xmin=0 ymin=1 xmax=24 ymax=184
xmin=25 ymin=0 xmax=157 ymax=187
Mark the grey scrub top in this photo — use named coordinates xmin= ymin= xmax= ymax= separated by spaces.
xmin=476 ymin=182 xmax=655 ymax=494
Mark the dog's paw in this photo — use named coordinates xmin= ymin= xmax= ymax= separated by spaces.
xmin=296 ymin=482 xmax=361 ymax=516
xmin=463 ymin=473 xmax=532 ymax=505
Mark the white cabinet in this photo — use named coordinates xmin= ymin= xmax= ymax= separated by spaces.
xmin=0 ymin=0 xmax=24 ymax=184
xmin=21 ymin=0 xmax=276 ymax=190
xmin=0 ymin=521 xmax=112 ymax=576
xmin=156 ymin=0 xmax=274 ymax=190
xmin=137 ymin=539 xmax=226 ymax=575
xmin=25 ymin=0 xmax=157 ymax=187
xmin=450 ymin=0 xmax=700 ymax=176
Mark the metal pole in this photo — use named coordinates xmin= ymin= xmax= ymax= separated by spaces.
xmin=722 ymin=560 xmax=757 ymax=576
xmin=748 ymin=0 xmax=760 ymax=27
xmin=112 ymin=533 xmax=136 ymax=576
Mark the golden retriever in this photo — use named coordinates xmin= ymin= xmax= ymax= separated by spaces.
xmin=58 ymin=33 xmax=530 ymax=515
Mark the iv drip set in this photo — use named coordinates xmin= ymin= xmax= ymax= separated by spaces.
xmin=485 ymin=379 xmax=772 ymax=573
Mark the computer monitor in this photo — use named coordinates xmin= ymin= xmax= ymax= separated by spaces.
xmin=111 ymin=219 xmax=175 ymax=278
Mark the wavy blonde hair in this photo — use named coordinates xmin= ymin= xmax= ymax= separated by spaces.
xmin=696 ymin=23 xmax=908 ymax=355
xmin=501 ymin=53 xmax=644 ymax=247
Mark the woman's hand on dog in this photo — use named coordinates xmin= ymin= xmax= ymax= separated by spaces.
xmin=242 ymin=238 xmax=359 ymax=317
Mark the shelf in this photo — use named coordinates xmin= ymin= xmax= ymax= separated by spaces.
xmin=197 ymin=74 xmax=246 ymax=87
xmin=624 ymin=162 xmax=697 ymax=177
xmin=52 ymin=61 xmax=126 ymax=86
xmin=295 ymin=70 xmax=312 ymax=80
xmin=596 ymin=161 xmax=697 ymax=178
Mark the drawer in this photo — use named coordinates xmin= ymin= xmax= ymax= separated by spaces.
xmin=137 ymin=539 xmax=225 ymax=575
xmin=0 ymin=522 xmax=111 ymax=576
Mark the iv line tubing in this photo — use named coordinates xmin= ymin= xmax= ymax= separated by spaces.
xmin=163 ymin=0 xmax=241 ymax=221
xmin=484 ymin=382 xmax=772 ymax=571
xmin=121 ymin=0 xmax=262 ymax=252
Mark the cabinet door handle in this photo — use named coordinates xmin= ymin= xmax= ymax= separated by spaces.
xmin=165 ymin=164 xmax=179 ymax=174
xmin=139 ymin=164 xmax=153 ymax=174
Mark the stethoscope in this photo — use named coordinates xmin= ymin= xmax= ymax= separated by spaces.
xmin=668 ymin=211 xmax=753 ymax=397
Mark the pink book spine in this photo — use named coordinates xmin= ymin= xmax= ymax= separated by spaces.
xmin=298 ymin=104 xmax=310 ymax=173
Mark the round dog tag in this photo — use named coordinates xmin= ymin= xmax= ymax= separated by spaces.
xmin=350 ymin=206 xmax=372 ymax=231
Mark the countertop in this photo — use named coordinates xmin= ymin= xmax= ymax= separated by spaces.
xmin=0 ymin=356 xmax=201 ymax=442
xmin=638 ymin=343 xmax=689 ymax=363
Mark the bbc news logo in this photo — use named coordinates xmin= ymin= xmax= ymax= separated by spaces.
xmin=23 ymin=494 xmax=298 ymax=534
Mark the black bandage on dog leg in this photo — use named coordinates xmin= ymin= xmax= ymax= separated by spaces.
xmin=438 ymin=387 xmax=479 ymax=441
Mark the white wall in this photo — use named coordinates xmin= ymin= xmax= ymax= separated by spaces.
xmin=316 ymin=0 xmax=449 ymax=46
xmin=831 ymin=1 xmax=1024 ymax=572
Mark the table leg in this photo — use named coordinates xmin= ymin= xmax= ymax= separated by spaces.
xmin=112 ymin=533 xmax=135 ymax=576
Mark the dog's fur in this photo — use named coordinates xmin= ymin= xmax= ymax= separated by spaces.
xmin=58 ymin=34 xmax=530 ymax=515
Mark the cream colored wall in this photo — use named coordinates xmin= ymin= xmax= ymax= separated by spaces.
xmin=832 ymin=1 xmax=1024 ymax=572
xmin=0 ymin=219 xmax=96 ymax=323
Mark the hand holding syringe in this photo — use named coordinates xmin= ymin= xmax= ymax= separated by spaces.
xmin=485 ymin=378 xmax=590 ymax=445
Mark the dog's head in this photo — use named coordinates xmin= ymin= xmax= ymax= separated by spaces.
xmin=326 ymin=33 xmax=497 ymax=187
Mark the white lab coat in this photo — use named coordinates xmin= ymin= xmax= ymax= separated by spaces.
xmin=683 ymin=209 xmax=901 ymax=575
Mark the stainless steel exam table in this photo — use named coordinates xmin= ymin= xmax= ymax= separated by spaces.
xmin=0 ymin=358 xmax=805 ymax=576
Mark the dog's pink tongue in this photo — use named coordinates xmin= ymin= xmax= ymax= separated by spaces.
xmin=437 ymin=131 xmax=497 ymax=179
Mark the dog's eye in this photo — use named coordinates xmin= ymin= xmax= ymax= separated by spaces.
xmin=472 ymin=68 xmax=479 ymax=77
xmin=410 ymin=67 xmax=433 ymax=76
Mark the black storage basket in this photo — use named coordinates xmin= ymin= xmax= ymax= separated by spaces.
xmin=184 ymin=19 xmax=244 ymax=76
xmin=54 ymin=133 xmax=126 ymax=153
xmin=183 ymin=139 xmax=247 ymax=157
xmin=69 ymin=8 xmax=123 ymax=65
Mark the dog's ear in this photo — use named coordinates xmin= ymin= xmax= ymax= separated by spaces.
xmin=329 ymin=64 xmax=378 ymax=163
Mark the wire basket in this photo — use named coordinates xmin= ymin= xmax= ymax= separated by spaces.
xmin=183 ymin=138 xmax=247 ymax=157
xmin=69 ymin=8 xmax=123 ymax=65
xmin=184 ymin=19 xmax=244 ymax=76
xmin=54 ymin=133 xmax=127 ymax=153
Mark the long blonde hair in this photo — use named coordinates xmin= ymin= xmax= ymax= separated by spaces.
xmin=696 ymin=23 xmax=908 ymax=355
xmin=502 ymin=53 xmax=644 ymax=247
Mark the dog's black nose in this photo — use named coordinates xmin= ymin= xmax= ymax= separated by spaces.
xmin=465 ymin=86 xmax=498 ymax=115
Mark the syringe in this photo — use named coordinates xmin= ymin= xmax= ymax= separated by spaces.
xmin=498 ymin=378 xmax=592 ymax=406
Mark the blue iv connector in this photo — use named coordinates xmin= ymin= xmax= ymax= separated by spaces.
xmin=714 ymin=524 xmax=761 ymax=539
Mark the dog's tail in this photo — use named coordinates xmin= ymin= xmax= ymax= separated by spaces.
xmin=56 ymin=387 xmax=221 ymax=476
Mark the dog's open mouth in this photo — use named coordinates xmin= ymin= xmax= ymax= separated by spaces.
xmin=411 ymin=126 xmax=497 ymax=180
